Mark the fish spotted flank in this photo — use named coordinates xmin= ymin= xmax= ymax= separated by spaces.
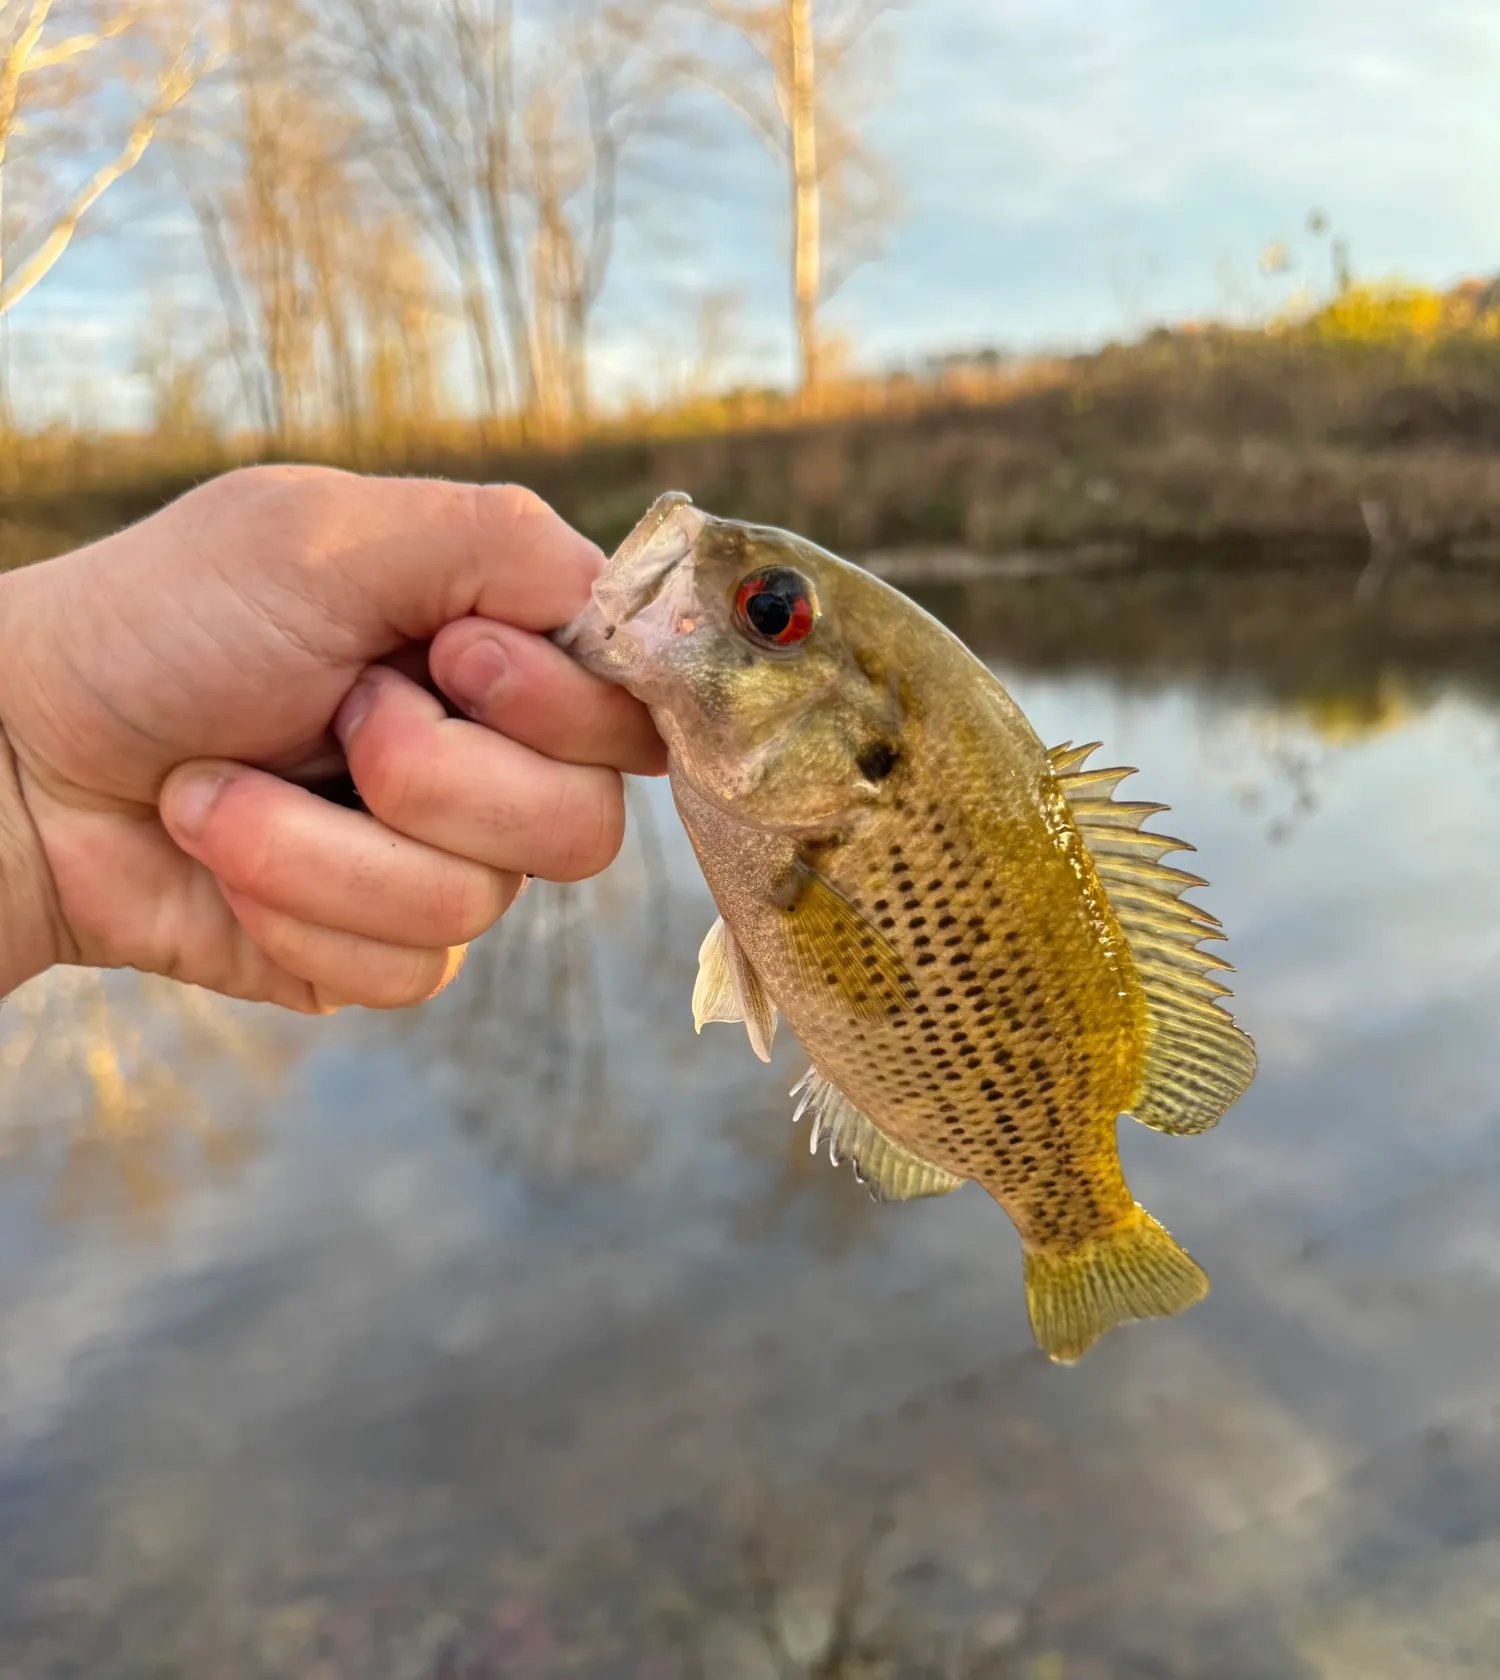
xmin=557 ymin=494 xmax=1256 ymax=1363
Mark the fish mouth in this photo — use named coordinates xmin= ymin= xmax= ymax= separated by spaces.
xmin=553 ymin=492 xmax=707 ymax=687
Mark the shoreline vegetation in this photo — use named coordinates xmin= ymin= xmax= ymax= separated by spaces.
xmin=8 ymin=284 xmax=1500 ymax=574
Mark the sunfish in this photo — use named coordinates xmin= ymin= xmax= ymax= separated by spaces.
xmin=557 ymin=493 xmax=1256 ymax=1362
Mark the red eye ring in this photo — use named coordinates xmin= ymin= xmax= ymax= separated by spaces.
xmin=733 ymin=567 xmax=817 ymax=647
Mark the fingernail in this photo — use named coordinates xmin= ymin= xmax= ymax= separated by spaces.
xmin=334 ymin=679 xmax=373 ymax=747
xmin=170 ymin=770 xmax=228 ymax=841
xmin=448 ymin=632 xmax=510 ymax=717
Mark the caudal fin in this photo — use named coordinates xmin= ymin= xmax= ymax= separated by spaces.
xmin=1023 ymin=1206 xmax=1208 ymax=1365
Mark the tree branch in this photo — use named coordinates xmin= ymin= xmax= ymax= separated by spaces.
xmin=674 ymin=52 xmax=785 ymax=157
xmin=0 ymin=38 xmax=203 ymax=316
xmin=814 ymin=0 xmax=895 ymax=82
xmin=24 ymin=4 xmax=145 ymax=74
xmin=0 ymin=0 xmax=55 ymax=145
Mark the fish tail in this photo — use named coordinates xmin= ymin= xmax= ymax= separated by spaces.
xmin=1022 ymin=1206 xmax=1208 ymax=1365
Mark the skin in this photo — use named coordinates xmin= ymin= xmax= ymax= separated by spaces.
xmin=0 ymin=465 xmax=665 ymax=1011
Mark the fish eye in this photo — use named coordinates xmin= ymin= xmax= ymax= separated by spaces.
xmin=733 ymin=567 xmax=817 ymax=648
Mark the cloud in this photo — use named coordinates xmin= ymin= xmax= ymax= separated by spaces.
xmin=839 ymin=0 xmax=1500 ymax=354
xmin=15 ymin=0 xmax=1500 ymax=416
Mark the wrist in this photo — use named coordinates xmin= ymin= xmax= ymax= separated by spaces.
xmin=0 ymin=718 xmax=59 ymax=993
xmin=0 ymin=558 xmax=64 ymax=989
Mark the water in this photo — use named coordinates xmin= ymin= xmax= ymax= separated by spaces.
xmin=4 ymin=557 xmax=1500 ymax=1677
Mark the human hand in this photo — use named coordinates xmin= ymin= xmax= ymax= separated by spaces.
xmin=0 ymin=466 xmax=664 ymax=1011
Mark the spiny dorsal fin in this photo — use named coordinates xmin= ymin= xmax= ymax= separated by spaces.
xmin=692 ymin=916 xmax=778 ymax=1062
xmin=1049 ymin=741 xmax=1257 ymax=1135
xmin=790 ymin=1067 xmax=963 ymax=1202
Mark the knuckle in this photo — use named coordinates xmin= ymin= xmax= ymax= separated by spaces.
xmin=350 ymin=719 xmax=427 ymax=828
xmin=367 ymin=945 xmax=454 ymax=1010
xmin=301 ymin=993 xmax=346 ymax=1017
xmin=198 ymin=464 xmax=348 ymax=569
xmin=261 ymin=908 xmax=318 ymax=970
xmin=469 ymin=482 xmax=571 ymax=574
xmin=456 ymin=872 xmax=510 ymax=943
xmin=198 ymin=463 xmax=333 ymax=519
xmin=429 ymin=863 xmax=508 ymax=945
xmin=546 ymin=773 xmax=624 ymax=882
xmin=241 ymin=901 xmax=448 ymax=1012
xmin=483 ymin=481 xmax=552 ymax=535
xmin=223 ymin=462 xmax=328 ymax=493
xmin=220 ymin=786 xmax=293 ymax=893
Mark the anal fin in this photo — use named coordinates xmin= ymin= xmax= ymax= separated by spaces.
xmin=790 ymin=1067 xmax=963 ymax=1202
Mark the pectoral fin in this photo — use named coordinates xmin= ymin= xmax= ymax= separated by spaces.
xmin=692 ymin=917 xmax=778 ymax=1062
xmin=771 ymin=855 xmax=917 ymax=1023
xmin=791 ymin=1067 xmax=964 ymax=1203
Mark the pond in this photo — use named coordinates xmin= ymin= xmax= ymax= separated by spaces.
xmin=3 ymin=554 xmax=1500 ymax=1678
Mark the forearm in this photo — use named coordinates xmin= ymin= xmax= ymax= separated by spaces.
xmin=0 ymin=714 xmax=57 ymax=997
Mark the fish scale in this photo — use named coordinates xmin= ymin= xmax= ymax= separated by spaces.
xmin=674 ymin=699 xmax=1142 ymax=1254
xmin=559 ymin=492 xmax=1257 ymax=1363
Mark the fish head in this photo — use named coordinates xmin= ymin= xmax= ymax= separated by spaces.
xmin=557 ymin=493 xmax=913 ymax=830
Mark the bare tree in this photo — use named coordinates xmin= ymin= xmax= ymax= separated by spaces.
xmin=332 ymin=0 xmax=674 ymax=432
xmin=0 ymin=1 xmax=218 ymax=319
xmin=169 ymin=0 xmax=448 ymax=450
xmin=334 ymin=0 xmax=519 ymax=421
xmin=685 ymin=0 xmax=896 ymax=403
xmin=519 ymin=1 xmax=670 ymax=428
xmin=356 ymin=216 xmax=450 ymax=449
xmin=172 ymin=146 xmax=274 ymax=435
xmin=134 ymin=280 xmax=216 ymax=443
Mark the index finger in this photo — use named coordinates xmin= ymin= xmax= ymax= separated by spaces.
xmin=430 ymin=617 xmax=666 ymax=776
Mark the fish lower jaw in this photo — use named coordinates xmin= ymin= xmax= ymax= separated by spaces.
xmin=550 ymin=617 xmax=630 ymax=685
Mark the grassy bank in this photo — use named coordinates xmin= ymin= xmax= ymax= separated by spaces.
xmin=9 ymin=305 xmax=1500 ymax=571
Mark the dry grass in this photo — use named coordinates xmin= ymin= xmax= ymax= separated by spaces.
xmin=10 ymin=321 xmax=1500 ymax=570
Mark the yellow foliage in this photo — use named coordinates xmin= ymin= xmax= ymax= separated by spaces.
xmin=1287 ymin=675 xmax=1418 ymax=745
xmin=1279 ymin=279 xmax=1500 ymax=345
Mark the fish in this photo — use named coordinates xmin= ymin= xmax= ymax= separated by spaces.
xmin=556 ymin=492 xmax=1257 ymax=1363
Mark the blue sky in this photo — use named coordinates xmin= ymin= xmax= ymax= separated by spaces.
xmin=10 ymin=0 xmax=1500 ymax=426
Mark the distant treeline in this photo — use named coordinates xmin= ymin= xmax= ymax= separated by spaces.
xmin=10 ymin=299 xmax=1500 ymax=571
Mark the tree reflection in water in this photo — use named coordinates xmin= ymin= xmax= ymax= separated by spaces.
xmin=723 ymin=1093 xmax=890 ymax=1264
xmin=0 ymin=969 xmax=292 ymax=1237
xmin=393 ymin=779 xmax=688 ymax=1186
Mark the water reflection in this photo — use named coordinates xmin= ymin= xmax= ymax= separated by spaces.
xmin=722 ymin=1095 xmax=891 ymax=1264
xmin=3 ymin=557 xmax=1500 ymax=1676
xmin=0 ymin=969 xmax=289 ymax=1238
xmin=916 ymin=553 xmax=1500 ymax=715
xmin=393 ymin=783 xmax=693 ymax=1187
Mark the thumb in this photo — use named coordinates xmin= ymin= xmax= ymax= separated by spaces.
xmin=203 ymin=467 xmax=608 ymax=644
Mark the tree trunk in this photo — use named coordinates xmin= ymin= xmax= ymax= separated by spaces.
xmin=182 ymin=172 xmax=276 ymax=435
xmin=565 ymin=288 xmax=588 ymax=423
xmin=459 ymin=264 xmax=503 ymax=422
xmin=787 ymin=0 xmax=820 ymax=404
xmin=303 ymin=192 xmax=359 ymax=448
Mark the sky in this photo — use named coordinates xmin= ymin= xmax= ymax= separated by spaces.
xmin=9 ymin=0 xmax=1500 ymax=428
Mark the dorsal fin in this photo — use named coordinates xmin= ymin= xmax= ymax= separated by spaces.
xmin=790 ymin=1067 xmax=964 ymax=1202
xmin=1048 ymin=741 xmax=1257 ymax=1135
xmin=692 ymin=916 xmax=778 ymax=1062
